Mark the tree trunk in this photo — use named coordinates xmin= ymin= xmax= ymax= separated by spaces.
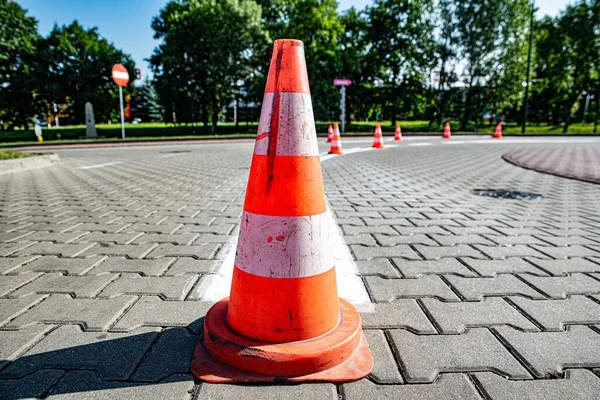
xmin=563 ymin=96 xmax=578 ymax=133
xmin=211 ymin=108 xmax=218 ymax=134
xmin=461 ymin=90 xmax=472 ymax=131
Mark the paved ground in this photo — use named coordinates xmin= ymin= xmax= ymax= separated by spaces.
xmin=1 ymin=137 xmax=600 ymax=399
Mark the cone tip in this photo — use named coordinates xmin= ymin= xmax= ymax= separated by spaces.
xmin=274 ymin=39 xmax=304 ymax=48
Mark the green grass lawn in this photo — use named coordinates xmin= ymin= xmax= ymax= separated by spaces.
xmin=0 ymin=150 xmax=32 ymax=160
xmin=1 ymin=120 xmax=597 ymax=146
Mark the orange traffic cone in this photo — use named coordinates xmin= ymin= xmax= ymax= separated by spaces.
xmin=327 ymin=124 xmax=333 ymax=142
xmin=329 ymin=122 xmax=343 ymax=154
xmin=493 ymin=122 xmax=503 ymax=139
xmin=192 ymin=39 xmax=372 ymax=383
xmin=443 ymin=122 xmax=452 ymax=139
xmin=394 ymin=123 xmax=402 ymax=141
xmin=372 ymin=123 xmax=384 ymax=148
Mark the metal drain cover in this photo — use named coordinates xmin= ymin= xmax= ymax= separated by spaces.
xmin=471 ymin=189 xmax=543 ymax=200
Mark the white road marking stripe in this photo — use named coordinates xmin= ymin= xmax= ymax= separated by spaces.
xmin=76 ymin=161 xmax=124 ymax=170
xmin=408 ymin=142 xmax=433 ymax=146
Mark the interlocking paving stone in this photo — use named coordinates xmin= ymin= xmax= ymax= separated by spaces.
xmin=46 ymin=371 xmax=194 ymax=399
xmin=91 ymin=257 xmax=174 ymax=276
xmin=0 ymin=369 xmax=64 ymax=400
xmin=389 ymin=328 xmax=532 ymax=383
xmin=461 ymin=258 xmax=546 ymax=277
xmin=474 ymin=369 xmax=600 ymax=400
xmin=535 ymin=236 xmax=600 ymax=247
xmin=131 ymin=233 xmax=199 ymax=245
xmin=509 ymin=296 xmax=600 ymax=330
xmin=0 ymin=255 xmax=39 ymax=274
xmin=373 ymin=233 xmax=436 ymax=246
xmin=0 ymin=296 xmax=46 ymax=326
xmin=363 ymin=330 xmax=403 ymax=383
xmin=145 ymin=243 xmax=220 ymax=259
xmin=519 ymin=273 xmax=600 ymax=298
xmin=80 ymin=243 xmax=157 ymax=259
xmin=10 ymin=256 xmax=105 ymax=275
xmin=8 ymin=273 xmax=117 ymax=298
xmin=412 ymin=244 xmax=486 ymax=260
xmin=198 ymin=382 xmax=337 ymax=399
xmin=99 ymin=274 xmax=197 ymax=300
xmin=64 ymin=222 xmax=131 ymax=233
xmin=360 ymin=300 xmax=437 ymax=332
xmin=0 ymin=272 xmax=42 ymax=296
xmin=351 ymin=244 xmax=421 ymax=260
xmin=496 ymin=326 xmax=600 ymax=378
xmin=0 ymin=241 xmax=36 ymax=257
xmin=6 ymin=294 xmax=137 ymax=331
xmin=131 ymin=328 xmax=198 ymax=382
xmin=75 ymin=232 xmax=144 ymax=244
xmin=530 ymin=244 xmax=600 ymax=259
xmin=14 ymin=242 xmax=95 ymax=258
xmin=482 ymin=234 xmax=550 ymax=246
xmin=473 ymin=245 xmax=549 ymax=259
xmin=393 ymin=258 xmax=475 ymax=277
xmin=342 ymin=225 xmax=398 ymax=235
xmin=343 ymin=374 xmax=481 ymax=399
xmin=354 ymin=259 xmax=399 ymax=277
xmin=421 ymin=297 xmax=539 ymax=334
xmin=430 ymin=234 xmax=495 ymax=246
xmin=25 ymin=231 xmax=89 ymax=243
xmin=163 ymin=257 xmax=215 ymax=275
xmin=445 ymin=275 xmax=546 ymax=300
xmin=111 ymin=296 xmax=210 ymax=332
xmin=525 ymin=258 xmax=600 ymax=276
xmin=0 ymin=325 xmax=53 ymax=368
xmin=342 ymin=234 xmax=378 ymax=246
xmin=365 ymin=276 xmax=460 ymax=302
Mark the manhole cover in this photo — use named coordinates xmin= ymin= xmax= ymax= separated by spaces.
xmin=159 ymin=150 xmax=191 ymax=154
xmin=471 ymin=189 xmax=543 ymax=200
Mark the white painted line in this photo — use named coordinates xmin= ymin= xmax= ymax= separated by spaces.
xmin=76 ymin=161 xmax=124 ymax=170
xmin=408 ymin=142 xmax=433 ymax=147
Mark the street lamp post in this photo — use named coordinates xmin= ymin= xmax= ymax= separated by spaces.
xmin=522 ymin=0 xmax=535 ymax=134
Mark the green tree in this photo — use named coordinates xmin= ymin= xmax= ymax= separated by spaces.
xmin=131 ymin=77 xmax=163 ymax=122
xmin=150 ymin=0 xmax=268 ymax=133
xmin=0 ymin=0 xmax=39 ymax=129
xmin=39 ymin=21 xmax=136 ymax=124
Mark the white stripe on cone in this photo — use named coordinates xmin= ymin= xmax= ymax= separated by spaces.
xmin=112 ymin=71 xmax=129 ymax=80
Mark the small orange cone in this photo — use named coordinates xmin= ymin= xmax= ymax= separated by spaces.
xmin=327 ymin=124 xmax=333 ymax=142
xmin=493 ymin=122 xmax=503 ymax=139
xmin=372 ymin=123 xmax=385 ymax=148
xmin=191 ymin=39 xmax=372 ymax=383
xmin=394 ymin=123 xmax=402 ymax=141
xmin=443 ymin=122 xmax=452 ymax=139
xmin=329 ymin=123 xmax=343 ymax=154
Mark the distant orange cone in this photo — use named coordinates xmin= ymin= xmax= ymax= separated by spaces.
xmin=493 ymin=122 xmax=503 ymax=139
xmin=443 ymin=122 xmax=452 ymax=139
xmin=191 ymin=39 xmax=372 ymax=383
xmin=329 ymin=123 xmax=343 ymax=154
xmin=327 ymin=124 xmax=333 ymax=142
xmin=372 ymin=123 xmax=385 ymax=148
xmin=394 ymin=124 xmax=402 ymax=141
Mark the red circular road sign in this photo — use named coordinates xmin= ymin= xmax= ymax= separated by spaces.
xmin=112 ymin=64 xmax=129 ymax=87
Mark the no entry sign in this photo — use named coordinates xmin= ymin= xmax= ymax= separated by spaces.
xmin=333 ymin=79 xmax=352 ymax=87
xmin=112 ymin=64 xmax=129 ymax=87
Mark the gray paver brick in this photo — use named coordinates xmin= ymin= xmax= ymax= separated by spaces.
xmin=361 ymin=300 xmax=437 ymax=332
xmin=343 ymin=374 xmax=481 ymax=400
xmin=394 ymin=258 xmax=475 ymax=277
xmin=474 ymin=370 xmax=600 ymax=400
xmin=343 ymin=225 xmax=398 ymax=235
xmin=351 ymin=244 xmax=421 ymax=260
xmin=389 ymin=328 xmax=531 ymax=383
xmin=1 ymin=241 xmax=36 ymax=257
xmin=482 ymin=234 xmax=550 ymax=246
xmin=111 ymin=296 xmax=210 ymax=332
xmin=525 ymin=258 xmax=600 ymax=276
xmin=365 ymin=276 xmax=460 ymax=302
xmin=0 ymin=255 xmax=38 ymax=274
xmin=430 ymin=234 xmax=495 ymax=246
xmin=530 ymin=244 xmax=600 ymax=259
xmin=445 ymin=275 xmax=546 ymax=300
xmin=0 ymin=325 xmax=53 ymax=368
xmin=12 ymin=256 xmax=105 ymax=275
xmin=8 ymin=273 xmax=117 ymax=298
xmin=25 ymin=231 xmax=89 ymax=243
xmin=91 ymin=257 xmax=174 ymax=276
xmin=81 ymin=243 xmax=157 ymax=259
xmin=75 ymin=232 xmax=143 ymax=244
xmin=132 ymin=328 xmax=198 ymax=382
xmin=132 ymin=233 xmax=199 ymax=245
xmin=373 ymin=234 xmax=436 ymax=246
xmin=354 ymin=259 xmax=400 ymax=277
xmin=6 ymin=294 xmax=137 ymax=331
xmin=163 ymin=257 xmax=215 ymax=275
xmin=15 ymin=243 xmax=95 ymax=258
xmin=462 ymin=258 xmax=546 ymax=277
xmin=363 ymin=330 xmax=403 ymax=383
xmin=496 ymin=326 xmax=600 ymax=378
xmin=45 ymin=371 xmax=194 ymax=399
xmin=0 ymin=272 xmax=42 ymax=296
xmin=413 ymin=244 xmax=486 ymax=260
xmin=342 ymin=234 xmax=378 ymax=246
xmin=510 ymin=296 xmax=600 ymax=330
xmin=99 ymin=274 xmax=197 ymax=300
xmin=145 ymin=243 xmax=220 ymax=259
xmin=519 ymin=273 xmax=600 ymax=298
xmin=0 ymin=369 xmax=64 ymax=400
xmin=473 ymin=245 xmax=548 ymax=259
xmin=198 ymin=382 xmax=337 ymax=400
xmin=0 ymin=295 xmax=46 ymax=326
xmin=64 ymin=222 xmax=131 ymax=233
xmin=422 ymin=297 xmax=539 ymax=334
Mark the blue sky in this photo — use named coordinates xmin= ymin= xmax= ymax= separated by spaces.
xmin=18 ymin=0 xmax=572 ymax=80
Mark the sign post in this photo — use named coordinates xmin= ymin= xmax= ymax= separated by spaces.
xmin=112 ymin=64 xmax=129 ymax=140
xmin=333 ymin=79 xmax=352 ymax=134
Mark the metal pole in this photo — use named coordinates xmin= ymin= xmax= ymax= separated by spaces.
xmin=582 ymin=93 xmax=590 ymax=123
xmin=594 ymin=89 xmax=599 ymax=133
xmin=522 ymin=0 xmax=535 ymax=134
xmin=119 ymin=86 xmax=125 ymax=140
xmin=340 ymin=86 xmax=346 ymax=134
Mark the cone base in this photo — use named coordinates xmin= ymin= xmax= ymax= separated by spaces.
xmin=492 ymin=134 xmax=502 ymax=139
xmin=394 ymin=137 xmax=402 ymax=141
xmin=192 ymin=298 xmax=373 ymax=383
xmin=442 ymin=134 xmax=452 ymax=139
xmin=327 ymin=138 xmax=332 ymax=142
xmin=329 ymin=149 xmax=343 ymax=155
xmin=372 ymin=143 xmax=385 ymax=148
